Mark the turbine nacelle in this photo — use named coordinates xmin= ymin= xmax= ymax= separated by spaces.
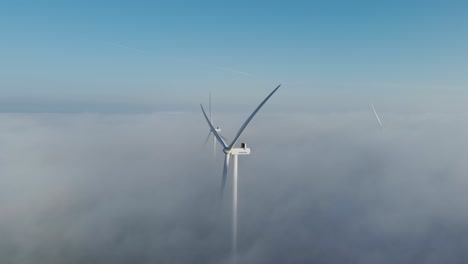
xmin=230 ymin=148 xmax=251 ymax=155
xmin=224 ymin=143 xmax=251 ymax=155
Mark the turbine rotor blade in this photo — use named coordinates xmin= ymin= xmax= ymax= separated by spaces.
xmin=228 ymin=84 xmax=281 ymax=150
xmin=220 ymin=133 xmax=229 ymax=142
xmin=200 ymin=104 xmax=227 ymax=148
xmin=221 ymin=153 xmax=230 ymax=197
xmin=209 ymin=90 xmax=212 ymax=122
xmin=203 ymin=131 xmax=212 ymax=146
xmin=371 ymin=103 xmax=383 ymax=129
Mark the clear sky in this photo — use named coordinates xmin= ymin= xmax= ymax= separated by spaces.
xmin=1 ymin=1 xmax=467 ymax=113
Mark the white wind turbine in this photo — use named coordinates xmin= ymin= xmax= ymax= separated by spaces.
xmin=200 ymin=84 xmax=281 ymax=264
xmin=203 ymin=91 xmax=228 ymax=159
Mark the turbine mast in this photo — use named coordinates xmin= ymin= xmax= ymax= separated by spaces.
xmin=213 ymin=132 xmax=216 ymax=159
xmin=232 ymin=154 xmax=238 ymax=264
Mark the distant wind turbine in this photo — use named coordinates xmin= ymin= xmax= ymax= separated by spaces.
xmin=200 ymin=85 xmax=281 ymax=264
xmin=371 ymin=103 xmax=383 ymax=129
xmin=203 ymin=91 xmax=228 ymax=159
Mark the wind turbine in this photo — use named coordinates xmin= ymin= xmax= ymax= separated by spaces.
xmin=371 ymin=103 xmax=383 ymax=129
xmin=200 ymin=84 xmax=281 ymax=264
xmin=203 ymin=91 xmax=228 ymax=159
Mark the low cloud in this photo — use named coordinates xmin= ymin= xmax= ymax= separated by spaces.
xmin=0 ymin=111 xmax=468 ymax=263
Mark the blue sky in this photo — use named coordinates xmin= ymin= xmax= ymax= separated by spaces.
xmin=1 ymin=1 xmax=467 ymax=113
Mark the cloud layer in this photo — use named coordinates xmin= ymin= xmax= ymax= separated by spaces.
xmin=1 ymin=111 xmax=468 ymax=263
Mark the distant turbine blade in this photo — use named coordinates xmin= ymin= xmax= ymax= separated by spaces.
xmin=371 ymin=103 xmax=383 ymax=128
xmin=221 ymin=153 xmax=230 ymax=197
xmin=228 ymin=84 xmax=281 ymax=150
xmin=220 ymin=134 xmax=229 ymax=142
xmin=209 ymin=90 xmax=212 ymax=122
xmin=201 ymin=104 xmax=227 ymax=148
xmin=203 ymin=131 xmax=212 ymax=146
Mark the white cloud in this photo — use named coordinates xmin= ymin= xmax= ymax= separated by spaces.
xmin=0 ymin=111 xmax=468 ymax=263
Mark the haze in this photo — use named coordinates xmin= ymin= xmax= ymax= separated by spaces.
xmin=1 ymin=1 xmax=468 ymax=263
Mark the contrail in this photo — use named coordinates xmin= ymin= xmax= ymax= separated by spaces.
xmin=215 ymin=66 xmax=252 ymax=77
xmin=196 ymin=62 xmax=253 ymax=77
xmin=73 ymin=36 xmax=147 ymax=54
xmin=103 ymin=41 xmax=147 ymax=53
xmin=75 ymin=37 xmax=254 ymax=79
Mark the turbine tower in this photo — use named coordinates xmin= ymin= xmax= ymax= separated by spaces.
xmin=203 ymin=91 xmax=228 ymax=159
xmin=200 ymin=84 xmax=281 ymax=264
